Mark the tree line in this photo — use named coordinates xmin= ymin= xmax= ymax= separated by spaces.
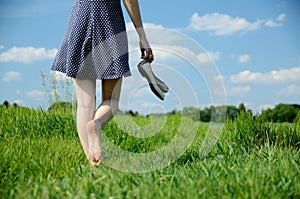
xmin=260 ymin=103 xmax=300 ymax=123
xmin=179 ymin=103 xmax=248 ymax=122
xmin=179 ymin=103 xmax=300 ymax=123
xmin=2 ymin=100 xmax=300 ymax=123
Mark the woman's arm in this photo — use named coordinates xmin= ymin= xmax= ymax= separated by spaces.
xmin=123 ymin=0 xmax=154 ymax=62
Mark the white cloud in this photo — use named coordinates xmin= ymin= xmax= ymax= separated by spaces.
xmin=238 ymin=54 xmax=250 ymax=63
xmin=265 ymin=13 xmax=286 ymax=27
xmin=227 ymin=86 xmax=251 ymax=96
xmin=230 ymin=66 xmax=300 ymax=83
xmin=214 ymin=75 xmax=224 ymax=82
xmin=188 ymin=12 xmax=263 ymax=35
xmin=126 ymin=23 xmax=192 ymax=50
xmin=51 ymin=71 xmax=72 ymax=81
xmin=214 ymin=85 xmax=251 ymax=96
xmin=26 ymin=90 xmax=45 ymax=101
xmin=188 ymin=12 xmax=286 ymax=35
xmin=264 ymin=20 xmax=282 ymax=27
xmin=152 ymin=44 xmax=220 ymax=65
xmin=0 ymin=45 xmax=4 ymax=50
xmin=197 ymin=51 xmax=220 ymax=64
xmin=126 ymin=22 xmax=164 ymax=31
xmin=126 ymin=23 xmax=221 ymax=67
xmin=277 ymin=13 xmax=286 ymax=21
xmin=2 ymin=71 xmax=21 ymax=82
xmin=230 ymin=85 xmax=251 ymax=93
xmin=277 ymin=85 xmax=300 ymax=96
xmin=0 ymin=46 xmax=57 ymax=63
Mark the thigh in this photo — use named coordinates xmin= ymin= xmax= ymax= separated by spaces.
xmin=102 ymin=78 xmax=123 ymax=101
xmin=74 ymin=78 xmax=96 ymax=106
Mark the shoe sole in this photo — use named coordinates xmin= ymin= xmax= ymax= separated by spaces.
xmin=137 ymin=60 xmax=167 ymax=101
xmin=138 ymin=60 xmax=169 ymax=93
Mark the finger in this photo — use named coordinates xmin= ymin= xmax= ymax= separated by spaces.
xmin=147 ymin=55 xmax=154 ymax=63
xmin=140 ymin=48 xmax=145 ymax=58
xmin=143 ymin=48 xmax=154 ymax=63
xmin=147 ymin=49 xmax=154 ymax=63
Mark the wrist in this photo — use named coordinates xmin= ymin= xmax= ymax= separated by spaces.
xmin=139 ymin=35 xmax=147 ymax=41
xmin=136 ymin=28 xmax=147 ymax=39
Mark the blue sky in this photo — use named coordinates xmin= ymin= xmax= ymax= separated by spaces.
xmin=0 ymin=0 xmax=299 ymax=115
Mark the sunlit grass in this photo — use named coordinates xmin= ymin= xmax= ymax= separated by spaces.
xmin=0 ymin=105 xmax=299 ymax=198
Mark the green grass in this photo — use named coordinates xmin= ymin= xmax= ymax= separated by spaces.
xmin=0 ymin=106 xmax=299 ymax=199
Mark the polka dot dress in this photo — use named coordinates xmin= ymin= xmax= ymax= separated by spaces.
xmin=52 ymin=0 xmax=131 ymax=79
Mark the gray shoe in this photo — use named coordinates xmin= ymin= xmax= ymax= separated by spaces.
xmin=137 ymin=60 xmax=169 ymax=100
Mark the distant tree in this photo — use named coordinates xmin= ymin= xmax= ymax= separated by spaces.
xmin=294 ymin=111 xmax=300 ymax=134
xmin=238 ymin=103 xmax=246 ymax=113
xmin=127 ymin=110 xmax=138 ymax=117
xmin=168 ymin=109 xmax=178 ymax=115
xmin=48 ymin=101 xmax=73 ymax=112
xmin=211 ymin=105 xmax=226 ymax=122
xmin=182 ymin=107 xmax=200 ymax=121
xmin=210 ymin=106 xmax=218 ymax=122
xmin=294 ymin=111 xmax=300 ymax=123
xmin=199 ymin=107 xmax=211 ymax=122
xmin=260 ymin=108 xmax=273 ymax=121
xmin=226 ymin=105 xmax=239 ymax=120
xmin=200 ymin=105 xmax=236 ymax=122
xmin=272 ymin=103 xmax=300 ymax=123
xmin=3 ymin=100 xmax=10 ymax=108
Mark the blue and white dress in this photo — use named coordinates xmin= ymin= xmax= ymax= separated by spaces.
xmin=52 ymin=0 xmax=130 ymax=79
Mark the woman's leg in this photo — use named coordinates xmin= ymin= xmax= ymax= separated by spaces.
xmin=86 ymin=78 xmax=123 ymax=166
xmin=73 ymin=78 xmax=96 ymax=159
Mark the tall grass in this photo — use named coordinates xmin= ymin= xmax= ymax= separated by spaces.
xmin=217 ymin=111 xmax=300 ymax=155
xmin=0 ymin=105 xmax=299 ymax=198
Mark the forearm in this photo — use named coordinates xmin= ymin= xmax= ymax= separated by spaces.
xmin=123 ymin=0 xmax=153 ymax=62
xmin=123 ymin=0 xmax=146 ymax=39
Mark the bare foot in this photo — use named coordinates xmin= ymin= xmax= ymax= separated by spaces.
xmin=86 ymin=120 xmax=103 ymax=167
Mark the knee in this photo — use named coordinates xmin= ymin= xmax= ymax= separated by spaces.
xmin=77 ymin=99 xmax=95 ymax=112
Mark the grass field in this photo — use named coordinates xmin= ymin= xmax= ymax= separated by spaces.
xmin=0 ymin=105 xmax=299 ymax=199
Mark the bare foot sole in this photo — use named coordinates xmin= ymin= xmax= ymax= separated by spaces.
xmin=86 ymin=120 xmax=103 ymax=167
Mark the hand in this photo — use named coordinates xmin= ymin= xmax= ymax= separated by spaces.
xmin=140 ymin=39 xmax=154 ymax=63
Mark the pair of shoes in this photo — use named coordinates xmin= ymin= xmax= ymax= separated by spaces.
xmin=137 ymin=60 xmax=169 ymax=100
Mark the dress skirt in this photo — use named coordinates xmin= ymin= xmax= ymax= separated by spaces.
xmin=52 ymin=0 xmax=130 ymax=79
